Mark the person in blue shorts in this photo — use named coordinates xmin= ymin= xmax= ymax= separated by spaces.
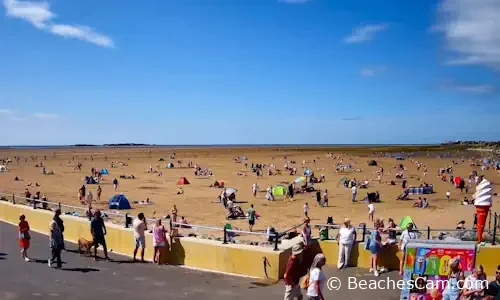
xmin=369 ymin=220 xmax=383 ymax=277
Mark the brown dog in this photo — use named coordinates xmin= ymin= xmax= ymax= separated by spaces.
xmin=78 ymin=238 xmax=94 ymax=256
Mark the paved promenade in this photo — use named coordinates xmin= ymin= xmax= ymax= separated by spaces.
xmin=0 ymin=221 xmax=400 ymax=300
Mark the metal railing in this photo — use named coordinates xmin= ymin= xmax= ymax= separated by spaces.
xmin=0 ymin=191 xmax=283 ymax=250
xmin=310 ymin=217 xmax=499 ymax=245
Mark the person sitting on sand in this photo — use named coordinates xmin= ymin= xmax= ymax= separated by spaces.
xmin=177 ymin=188 xmax=184 ymax=195
xmin=463 ymin=197 xmax=471 ymax=205
xmin=179 ymin=216 xmax=190 ymax=228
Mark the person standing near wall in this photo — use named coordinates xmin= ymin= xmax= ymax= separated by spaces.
xmin=18 ymin=215 xmax=31 ymax=262
xmin=133 ymin=213 xmax=147 ymax=262
xmin=91 ymin=210 xmax=109 ymax=261
xmin=152 ymin=218 xmax=167 ymax=265
xmin=53 ymin=209 xmax=65 ymax=250
xmin=337 ymin=218 xmax=356 ymax=270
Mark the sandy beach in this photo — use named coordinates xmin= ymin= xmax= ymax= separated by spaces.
xmin=0 ymin=146 xmax=498 ymax=236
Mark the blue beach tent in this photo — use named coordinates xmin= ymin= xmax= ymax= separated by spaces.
xmin=100 ymin=168 xmax=109 ymax=175
xmin=108 ymin=194 xmax=131 ymax=210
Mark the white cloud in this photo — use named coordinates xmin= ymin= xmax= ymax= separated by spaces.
xmin=344 ymin=24 xmax=388 ymax=44
xmin=434 ymin=0 xmax=500 ymax=69
xmin=33 ymin=112 xmax=58 ymax=119
xmin=359 ymin=66 xmax=386 ymax=77
xmin=360 ymin=68 xmax=376 ymax=77
xmin=50 ymin=24 xmax=114 ymax=48
xmin=3 ymin=0 xmax=114 ymax=48
xmin=10 ymin=116 xmax=28 ymax=121
xmin=439 ymin=83 xmax=494 ymax=94
xmin=0 ymin=108 xmax=14 ymax=114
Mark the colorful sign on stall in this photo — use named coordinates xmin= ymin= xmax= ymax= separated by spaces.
xmin=400 ymin=240 xmax=476 ymax=300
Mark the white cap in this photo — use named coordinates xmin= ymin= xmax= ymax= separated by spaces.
xmin=474 ymin=178 xmax=493 ymax=207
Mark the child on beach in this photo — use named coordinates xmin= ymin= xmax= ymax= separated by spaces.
xmin=368 ymin=201 xmax=375 ymax=221
xmin=304 ymin=202 xmax=309 ymax=217
xmin=446 ymin=190 xmax=451 ymax=201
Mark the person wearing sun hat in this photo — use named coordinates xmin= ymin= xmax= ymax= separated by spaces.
xmin=284 ymin=243 xmax=305 ymax=300
xmin=301 ymin=218 xmax=312 ymax=249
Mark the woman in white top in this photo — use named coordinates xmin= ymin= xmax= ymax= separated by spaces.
xmin=307 ymin=253 xmax=327 ymax=300
xmin=398 ymin=223 xmax=417 ymax=275
xmin=463 ymin=264 xmax=487 ymax=300
xmin=337 ymin=218 xmax=356 ymax=269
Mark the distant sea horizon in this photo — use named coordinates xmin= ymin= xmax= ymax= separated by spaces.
xmin=0 ymin=143 xmax=439 ymax=149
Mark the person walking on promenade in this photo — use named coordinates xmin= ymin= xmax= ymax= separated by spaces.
xmin=53 ymin=209 xmax=65 ymax=250
xmin=284 ymin=243 xmax=305 ymax=300
xmin=306 ymin=253 xmax=327 ymax=300
xmin=91 ymin=210 xmax=110 ymax=261
xmin=133 ymin=213 xmax=147 ymax=262
xmin=48 ymin=220 xmax=63 ymax=268
xmin=18 ymin=215 xmax=31 ymax=262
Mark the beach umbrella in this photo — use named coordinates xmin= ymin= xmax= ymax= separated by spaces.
xmin=224 ymin=188 xmax=238 ymax=196
xmin=294 ymin=176 xmax=306 ymax=183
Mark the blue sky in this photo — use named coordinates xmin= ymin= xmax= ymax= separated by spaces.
xmin=1 ymin=0 xmax=499 ymax=145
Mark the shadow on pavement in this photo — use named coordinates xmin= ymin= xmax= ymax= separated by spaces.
xmin=62 ymin=267 xmax=100 ymax=273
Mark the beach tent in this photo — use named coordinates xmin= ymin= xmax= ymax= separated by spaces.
xmin=241 ymin=156 xmax=248 ymax=161
xmin=483 ymin=159 xmax=491 ymax=164
xmin=368 ymin=160 xmax=377 ymax=166
xmin=294 ymin=176 xmax=306 ymax=183
xmin=303 ymin=168 xmax=312 ymax=176
xmin=177 ymin=177 xmax=190 ymax=185
xmin=224 ymin=188 xmax=238 ymax=196
xmin=0 ymin=165 xmax=7 ymax=172
xmin=454 ymin=177 xmax=462 ymax=188
xmin=396 ymin=157 xmax=404 ymax=160
xmin=167 ymin=163 xmax=174 ymax=168
xmin=399 ymin=216 xmax=417 ymax=230
xmin=108 ymin=194 xmax=131 ymax=210
xmin=158 ymin=158 xmax=165 ymax=161
xmin=100 ymin=168 xmax=109 ymax=175
xmin=338 ymin=177 xmax=349 ymax=185
xmin=272 ymin=185 xmax=287 ymax=197
xmin=85 ymin=176 xmax=97 ymax=184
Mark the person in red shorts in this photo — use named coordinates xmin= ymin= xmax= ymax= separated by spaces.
xmin=18 ymin=215 xmax=31 ymax=262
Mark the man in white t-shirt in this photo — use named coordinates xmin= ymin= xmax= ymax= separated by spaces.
xmin=398 ymin=223 xmax=417 ymax=275
xmin=337 ymin=218 xmax=356 ymax=269
xmin=133 ymin=213 xmax=148 ymax=262
xmin=351 ymin=186 xmax=357 ymax=202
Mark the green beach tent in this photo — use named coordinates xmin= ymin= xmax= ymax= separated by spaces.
xmin=399 ymin=216 xmax=417 ymax=230
xmin=272 ymin=185 xmax=287 ymax=197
